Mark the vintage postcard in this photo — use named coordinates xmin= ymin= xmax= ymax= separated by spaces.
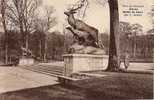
xmin=0 ymin=0 xmax=153 ymax=100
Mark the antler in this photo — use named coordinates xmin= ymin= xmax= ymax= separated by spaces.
xmin=69 ymin=0 xmax=85 ymax=12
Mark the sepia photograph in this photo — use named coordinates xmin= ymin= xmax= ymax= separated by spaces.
xmin=0 ymin=0 xmax=154 ymax=100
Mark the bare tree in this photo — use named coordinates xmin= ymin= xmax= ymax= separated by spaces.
xmin=5 ymin=0 xmax=41 ymax=56
xmin=119 ymin=21 xmax=131 ymax=55
xmin=34 ymin=6 xmax=56 ymax=32
xmin=34 ymin=6 xmax=56 ymax=61
xmin=0 ymin=0 xmax=8 ymax=64
xmin=131 ymin=23 xmax=143 ymax=58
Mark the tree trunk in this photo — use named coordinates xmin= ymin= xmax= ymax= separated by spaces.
xmin=4 ymin=33 xmax=8 ymax=64
xmin=25 ymin=33 xmax=29 ymax=57
xmin=133 ymin=34 xmax=136 ymax=58
xmin=1 ymin=0 xmax=8 ymax=64
xmin=19 ymin=19 xmax=24 ymax=45
xmin=3 ymin=20 xmax=8 ymax=64
xmin=39 ymin=40 xmax=42 ymax=60
xmin=43 ymin=36 xmax=47 ymax=62
xmin=106 ymin=0 xmax=120 ymax=71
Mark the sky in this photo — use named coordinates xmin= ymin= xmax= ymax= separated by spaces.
xmin=0 ymin=0 xmax=154 ymax=33
xmin=42 ymin=0 xmax=154 ymax=34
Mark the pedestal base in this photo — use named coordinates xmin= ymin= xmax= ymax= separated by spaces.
xmin=19 ymin=57 xmax=34 ymax=65
xmin=63 ymin=54 xmax=108 ymax=76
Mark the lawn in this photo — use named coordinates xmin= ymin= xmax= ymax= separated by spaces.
xmin=0 ymin=72 xmax=153 ymax=100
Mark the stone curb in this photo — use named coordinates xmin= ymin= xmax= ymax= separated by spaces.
xmin=122 ymin=70 xmax=154 ymax=74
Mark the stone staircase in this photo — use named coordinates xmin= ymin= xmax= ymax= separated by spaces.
xmin=19 ymin=64 xmax=65 ymax=77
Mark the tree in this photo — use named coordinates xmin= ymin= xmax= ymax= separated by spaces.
xmin=119 ymin=21 xmax=131 ymax=56
xmin=44 ymin=6 xmax=57 ymax=61
xmin=130 ymin=23 xmax=143 ymax=57
xmin=46 ymin=31 xmax=64 ymax=60
xmin=34 ymin=6 xmax=56 ymax=61
xmin=29 ymin=30 xmax=45 ymax=60
xmin=0 ymin=30 xmax=21 ymax=63
xmin=99 ymin=33 xmax=110 ymax=54
xmin=34 ymin=6 xmax=56 ymax=32
xmin=106 ymin=0 xmax=120 ymax=71
xmin=5 ymin=0 xmax=41 ymax=55
xmin=119 ymin=22 xmax=131 ymax=35
xmin=0 ymin=0 xmax=9 ymax=64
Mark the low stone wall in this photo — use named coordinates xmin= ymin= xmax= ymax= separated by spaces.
xmin=19 ymin=57 xmax=34 ymax=66
xmin=63 ymin=54 xmax=108 ymax=76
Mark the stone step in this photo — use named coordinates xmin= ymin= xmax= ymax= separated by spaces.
xmin=38 ymin=65 xmax=64 ymax=71
xmin=20 ymin=64 xmax=64 ymax=76
xmin=21 ymin=67 xmax=63 ymax=76
xmin=24 ymin=66 xmax=64 ymax=74
xmin=23 ymin=68 xmax=62 ymax=77
xmin=31 ymin=65 xmax=64 ymax=72
xmin=28 ymin=64 xmax=64 ymax=69
xmin=23 ymin=64 xmax=64 ymax=71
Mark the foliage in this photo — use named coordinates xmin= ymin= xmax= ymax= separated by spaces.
xmin=0 ymin=0 xmax=57 ymax=63
xmin=99 ymin=33 xmax=109 ymax=54
xmin=29 ymin=31 xmax=45 ymax=60
xmin=0 ymin=31 xmax=21 ymax=63
xmin=119 ymin=21 xmax=153 ymax=61
xmin=46 ymin=31 xmax=64 ymax=60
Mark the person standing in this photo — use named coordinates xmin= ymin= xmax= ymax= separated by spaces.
xmin=124 ymin=51 xmax=130 ymax=69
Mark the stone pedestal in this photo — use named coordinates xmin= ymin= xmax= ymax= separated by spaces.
xmin=19 ymin=57 xmax=34 ymax=66
xmin=63 ymin=54 xmax=108 ymax=76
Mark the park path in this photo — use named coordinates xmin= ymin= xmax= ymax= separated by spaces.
xmin=0 ymin=61 xmax=153 ymax=94
xmin=0 ymin=66 xmax=58 ymax=94
xmin=121 ymin=62 xmax=154 ymax=71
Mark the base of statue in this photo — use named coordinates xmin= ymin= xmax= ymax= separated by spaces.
xmin=63 ymin=54 xmax=108 ymax=76
xmin=18 ymin=56 xmax=35 ymax=66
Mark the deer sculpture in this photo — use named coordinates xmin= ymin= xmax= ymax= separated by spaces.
xmin=66 ymin=26 xmax=98 ymax=47
xmin=64 ymin=3 xmax=99 ymax=47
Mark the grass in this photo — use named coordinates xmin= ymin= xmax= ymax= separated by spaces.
xmin=0 ymin=72 xmax=153 ymax=100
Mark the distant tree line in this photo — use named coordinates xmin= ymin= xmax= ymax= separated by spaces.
xmin=0 ymin=0 xmax=57 ymax=64
xmin=119 ymin=21 xmax=154 ymax=62
xmin=0 ymin=21 xmax=153 ymax=63
xmin=0 ymin=30 xmax=65 ymax=63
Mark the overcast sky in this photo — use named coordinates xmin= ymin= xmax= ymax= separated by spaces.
xmin=42 ymin=0 xmax=154 ymax=34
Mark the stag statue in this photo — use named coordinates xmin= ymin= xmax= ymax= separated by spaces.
xmin=64 ymin=1 xmax=105 ymax=54
xmin=64 ymin=1 xmax=99 ymax=46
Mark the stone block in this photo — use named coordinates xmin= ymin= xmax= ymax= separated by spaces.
xmin=19 ymin=57 xmax=34 ymax=66
xmin=63 ymin=54 xmax=108 ymax=76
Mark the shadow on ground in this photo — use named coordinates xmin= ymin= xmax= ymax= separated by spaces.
xmin=0 ymin=72 xmax=153 ymax=100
